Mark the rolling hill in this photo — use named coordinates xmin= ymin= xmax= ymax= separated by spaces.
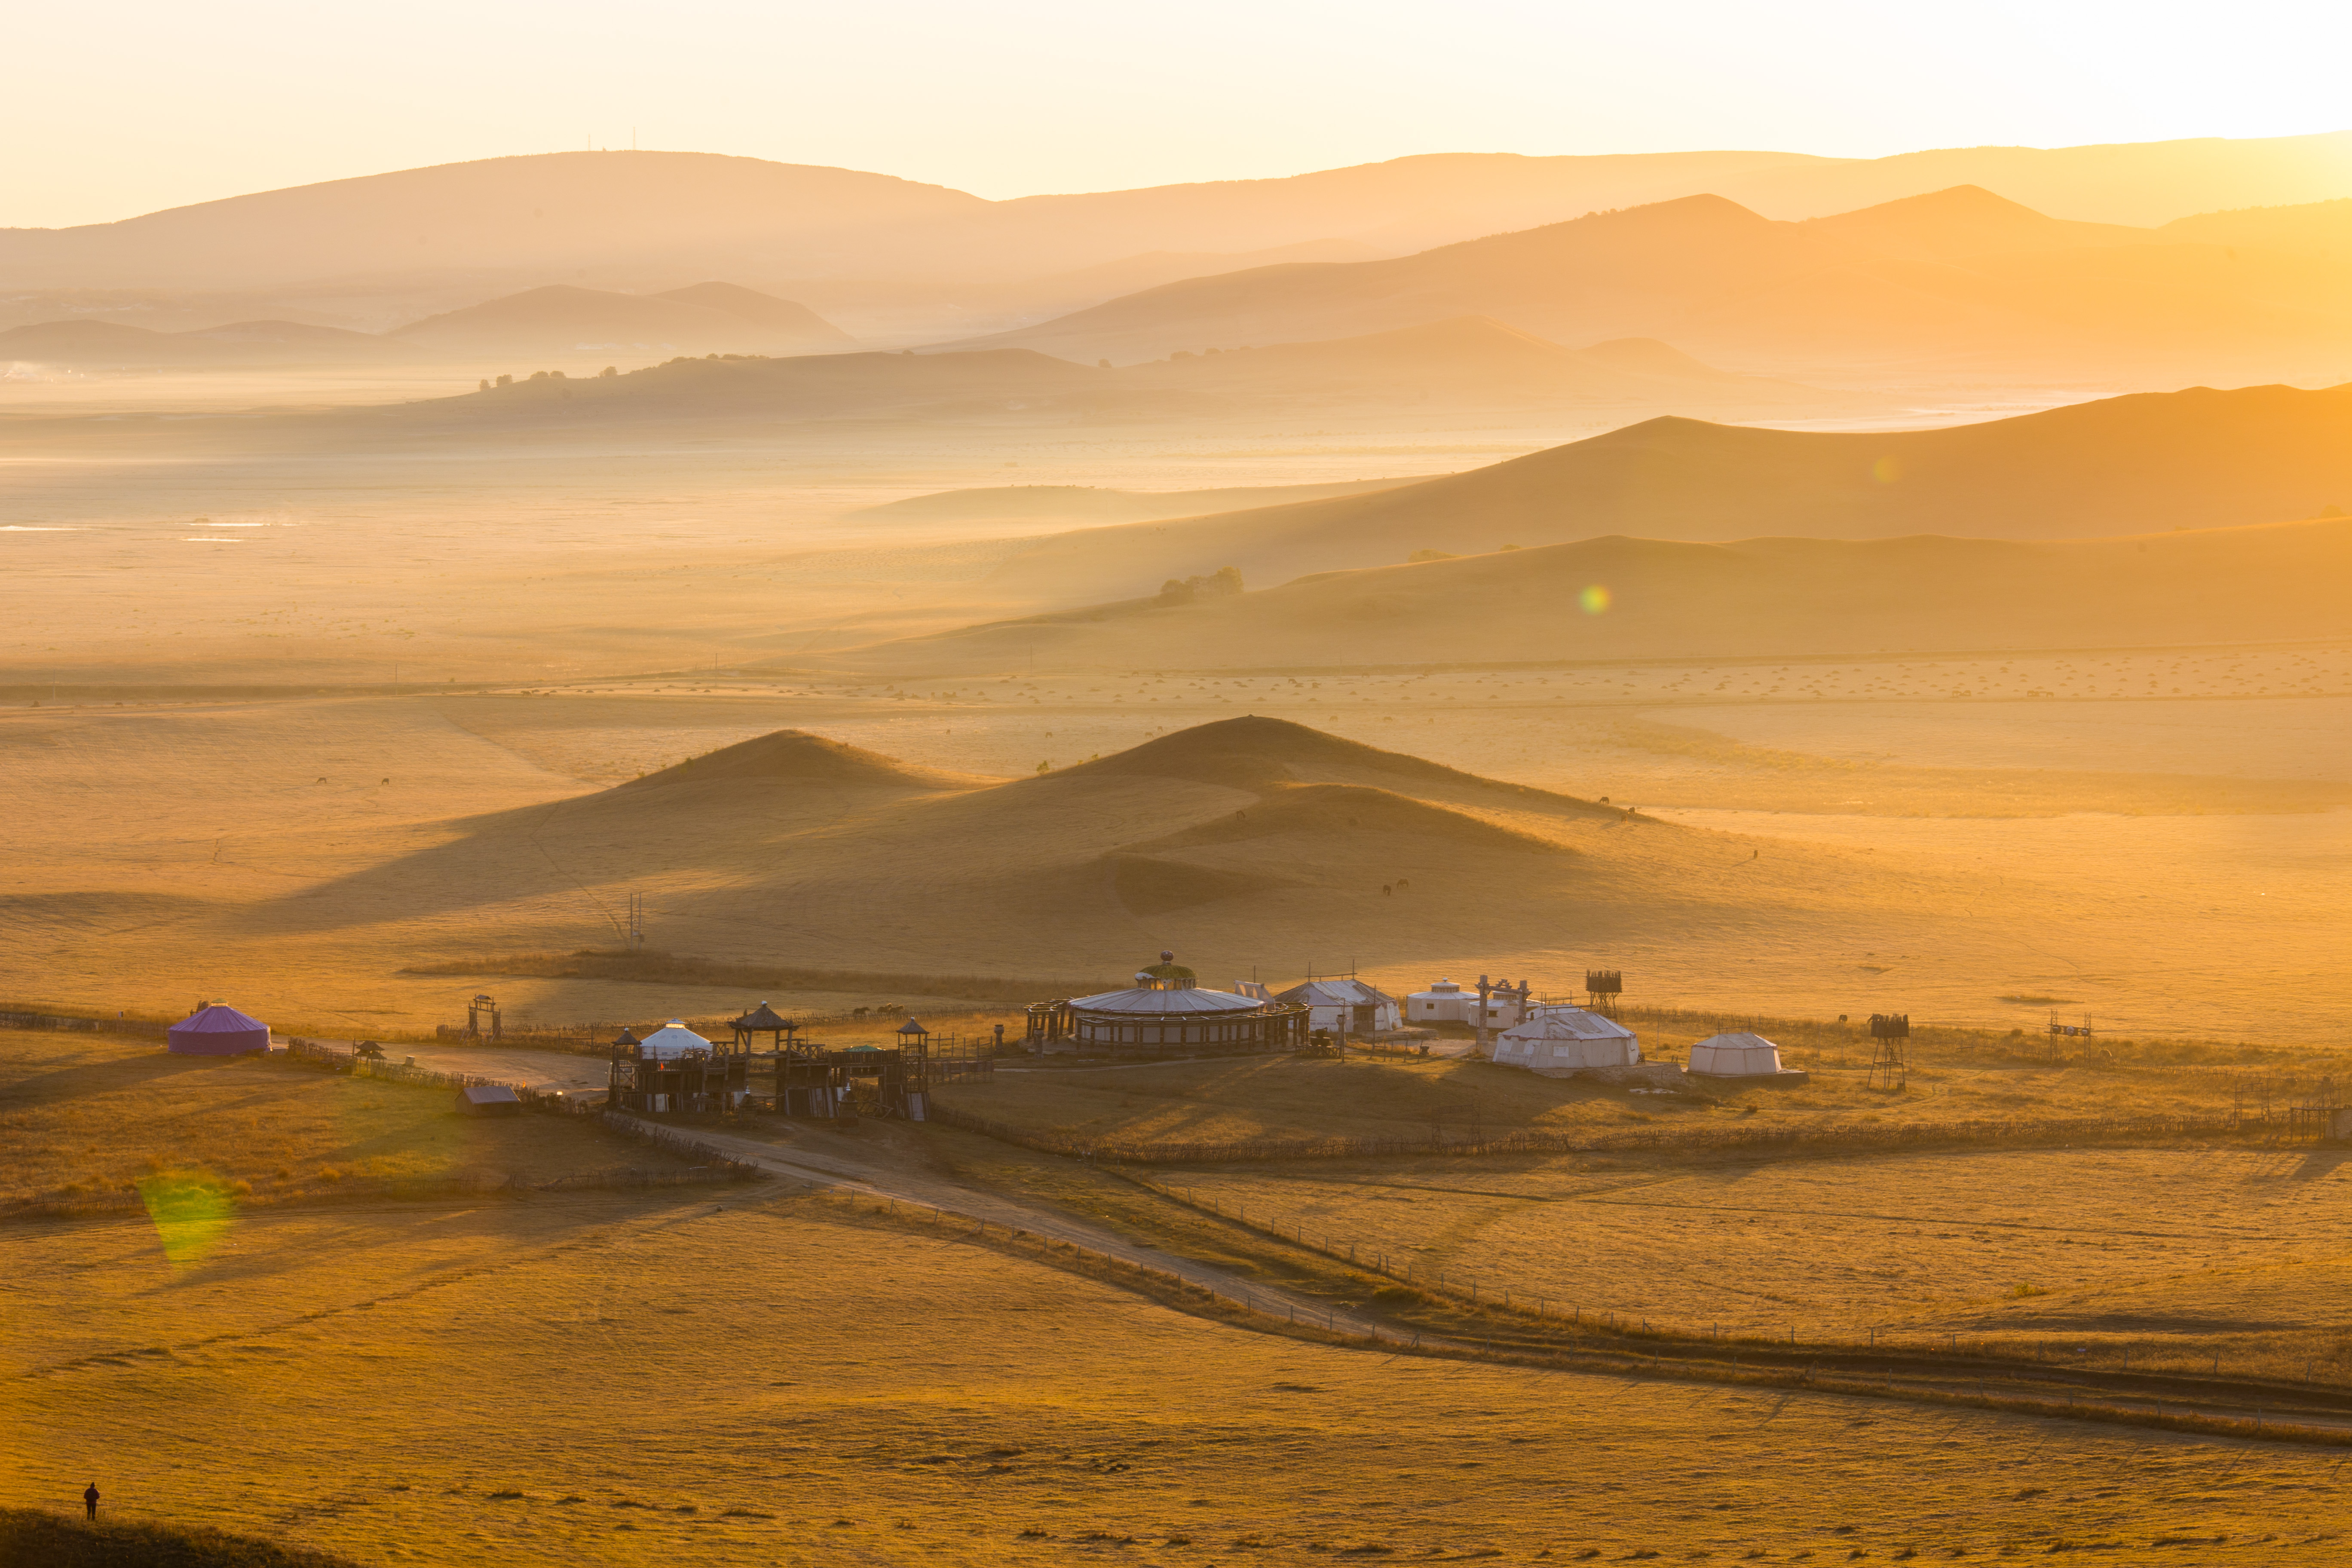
xmin=390 ymin=282 xmax=851 ymax=357
xmin=258 ymin=716 xmax=1941 ymax=984
xmin=940 ymin=186 xmax=2352 ymax=376
xmin=934 ymin=382 xmax=2352 ymax=605
xmin=282 ymin=315 xmax=1855 ymax=440
xmin=834 ymin=516 xmax=2352 ymax=675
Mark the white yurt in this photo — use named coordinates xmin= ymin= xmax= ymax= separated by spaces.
xmin=1492 ymin=1007 xmax=1639 ymax=1076
xmin=636 ymin=1020 xmax=713 ymax=1060
xmin=1688 ymin=1031 xmax=1803 ymax=1081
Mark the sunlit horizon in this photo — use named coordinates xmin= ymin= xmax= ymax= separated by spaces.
xmin=8 ymin=0 xmax=2352 ymax=227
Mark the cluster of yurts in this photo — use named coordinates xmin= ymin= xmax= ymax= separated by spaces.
xmin=1035 ymin=956 xmax=1797 ymax=1080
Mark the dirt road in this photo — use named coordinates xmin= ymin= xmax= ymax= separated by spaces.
xmin=642 ymin=1117 xmax=1387 ymax=1338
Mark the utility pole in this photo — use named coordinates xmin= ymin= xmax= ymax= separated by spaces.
xmin=1475 ymin=973 xmax=1493 ymax=1059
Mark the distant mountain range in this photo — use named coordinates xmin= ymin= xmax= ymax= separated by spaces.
xmin=0 ymin=316 xmax=421 ymax=367
xmin=2 ymin=135 xmax=2346 ymax=298
xmin=391 ymin=282 xmax=852 ymax=357
xmin=0 ymin=281 xmax=850 ymax=366
xmin=941 ymin=186 xmax=2352 ymax=377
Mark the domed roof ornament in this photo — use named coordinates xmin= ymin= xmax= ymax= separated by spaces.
xmin=1133 ymin=950 xmax=1197 ymax=990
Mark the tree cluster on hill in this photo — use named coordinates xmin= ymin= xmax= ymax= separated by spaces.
xmin=1158 ymin=565 xmax=1244 ymax=605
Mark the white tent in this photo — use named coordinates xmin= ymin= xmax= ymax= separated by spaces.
xmin=1493 ymin=1007 xmax=1638 ymax=1076
xmin=1688 ymin=1032 xmax=1795 ymax=1078
xmin=637 ymin=1020 xmax=712 ymax=1060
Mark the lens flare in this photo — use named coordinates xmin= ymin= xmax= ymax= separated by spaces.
xmin=138 ymin=1169 xmax=236 ymax=1267
xmin=1873 ymin=456 xmax=1903 ymax=483
xmin=1580 ymin=584 xmax=1611 ymax=614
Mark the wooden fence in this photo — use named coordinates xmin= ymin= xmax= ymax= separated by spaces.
xmin=284 ymin=1038 xmax=593 ymax=1113
xmin=0 ymin=1009 xmax=170 ymax=1038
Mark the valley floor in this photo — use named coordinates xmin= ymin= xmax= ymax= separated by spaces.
xmin=12 ymin=1179 xmax=2352 ymax=1566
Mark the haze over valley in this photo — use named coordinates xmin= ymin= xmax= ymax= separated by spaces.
xmin=6 ymin=48 xmax=2352 ymax=1566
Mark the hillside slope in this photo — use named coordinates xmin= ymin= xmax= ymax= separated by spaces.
xmin=847 ymin=477 xmax=1421 ymax=527
xmin=836 ymin=518 xmax=2352 ymax=675
xmin=259 ymin=717 xmax=1940 ymax=984
xmin=952 ymin=383 xmax=2352 ymax=603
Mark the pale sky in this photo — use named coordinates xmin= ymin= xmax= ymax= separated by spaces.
xmin=9 ymin=0 xmax=2350 ymax=228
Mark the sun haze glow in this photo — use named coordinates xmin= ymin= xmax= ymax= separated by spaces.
xmin=5 ymin=0 xmax=2350 ymax=226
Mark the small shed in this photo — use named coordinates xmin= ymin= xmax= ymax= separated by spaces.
xmin=167 ymin=1004 xmax=270 ymax=1056
xmin=1277 ymin=978 xmax=1402 ymax=1036
xmin=1688 ymin=1032 xmax=1808 ymax=1084
xmin=455 ymin=1083 xmax=523 ymax=1117
xmin=1493 ymin=1007 xmax=1639 ymax=1075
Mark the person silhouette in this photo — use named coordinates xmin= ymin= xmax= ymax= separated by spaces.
xmin=83 ymin=1482 xmax=99 ymax=1520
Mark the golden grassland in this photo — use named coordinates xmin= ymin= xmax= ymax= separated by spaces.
xmin=1109 ymin=1145 xmax=2352 ymax=1372
xmin=12 ymin=1187 xmax=2352 ymax=1566
xmin=934 ymin=1017 xmax=2303 ymax=1153
xmin=0 ymin=1027 xmax=698 ymax=1215
xmin=915 ymin=1034 xmax=2352 ymax=1385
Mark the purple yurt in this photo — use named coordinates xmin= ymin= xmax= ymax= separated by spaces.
xmin=167 ymin=1004 xmax=271 ymax=1056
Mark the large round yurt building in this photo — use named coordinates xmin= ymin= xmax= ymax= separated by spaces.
xmin=167 ymin=1004 xmax=271 ymax=1056
xmin=1026 ymin=953 xmax=1309 ymax=1055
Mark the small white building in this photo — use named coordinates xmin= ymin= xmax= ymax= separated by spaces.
xmin=1688 ymin=1031 xmax=1804 ymax=1081
xmin=1492 ymin=1007 xmax=1640 ymax=1076
xmin=1407 ymin=977 xmax=1473 ymax=1024
xmin=1407 ymin=977 xmax=1530 ymax=1029
xmin=1277 ymin=978 xmax=1402 ymax=1036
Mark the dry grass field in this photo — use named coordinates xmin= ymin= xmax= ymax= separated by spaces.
xmin=0 ymin=1026 xmax=698 ymax=1217
xmin=936 ymin=1025 xmax=2300 ymax=1152
xmin=1108 ymin=1143 xmax=2352 ymax=1369
xmin=11 ymin=1188 xmax=2352 ymax=1566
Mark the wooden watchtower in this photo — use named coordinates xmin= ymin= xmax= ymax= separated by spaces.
xmin=1585 ymin=970 xmax=1623 ymax=1017
xmin=1867 ymin=1013 xmax=1910 ymax=1091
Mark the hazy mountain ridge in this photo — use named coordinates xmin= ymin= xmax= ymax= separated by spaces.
xmin=942 ymin=187 xmax=2352 ymax=375
xmin=6 ymin=134 xmax=2346 ymax=300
